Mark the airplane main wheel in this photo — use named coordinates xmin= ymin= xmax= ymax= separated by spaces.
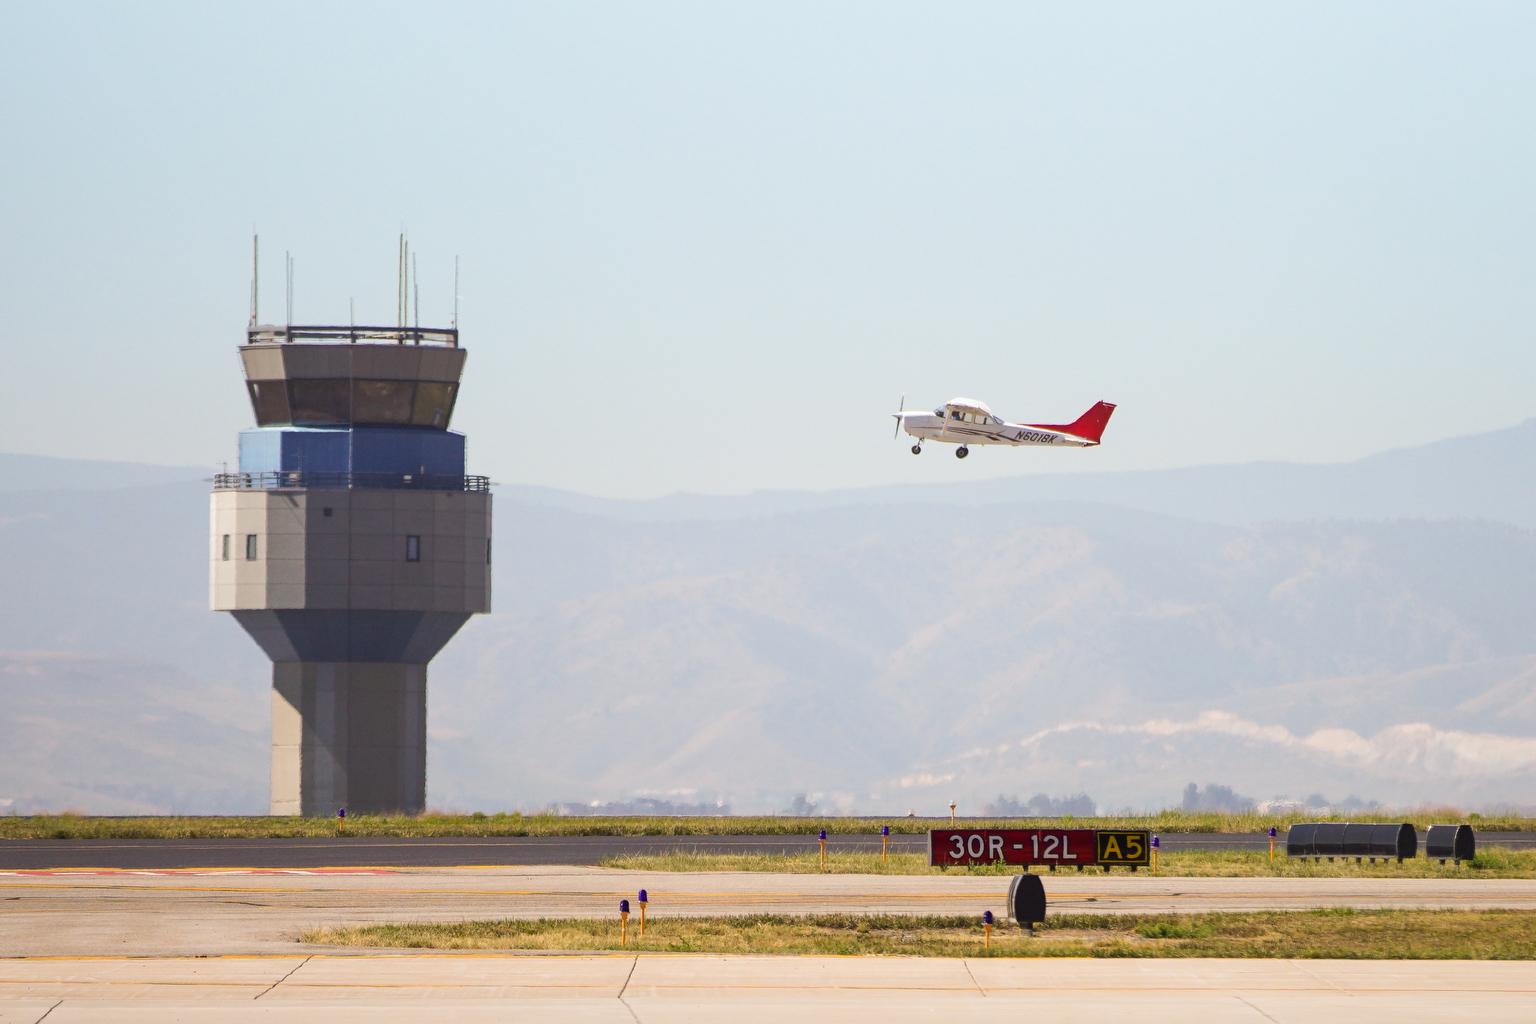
xmin=911 ymin=444 xmax=922 ymax=455
xmin=956 ymin=447 xmax=969 ymax=459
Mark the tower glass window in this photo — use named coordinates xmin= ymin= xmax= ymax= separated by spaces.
xmin=221 ymin=534 xmax=231 ymax=560
xmin=406 ymin=535 xmax=421 ymax=562
xmin=245 ymin=534 xmax=258 ymax=560
xmin=410 ymin=382 xmax=458 ymax=427
xmin=287 ymin=379 xmax=351 ymax=425
xmin=352 ymin=380 xmax=416 ymax=424
xmin=247 ymin=381 xmax=292 ymax=425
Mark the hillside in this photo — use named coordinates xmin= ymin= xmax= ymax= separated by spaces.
xmin=1 ymin=422 xmax=1534 ymax=814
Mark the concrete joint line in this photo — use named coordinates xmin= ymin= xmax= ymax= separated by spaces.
xmin=1289 ymin=958 xmax=1347 ymax=993
xmin=961 ymin=959 xmax=987 ymax=997
xmin=255 ymin=953 xmax=313 ymax=999
xmin=1234 ymin=994 xmax=1282 ymax=1022
xmin=32 ymin=1000 xmax=62 ymax=1024
xmin=617 ymin=955 xmax=642 ymax=1024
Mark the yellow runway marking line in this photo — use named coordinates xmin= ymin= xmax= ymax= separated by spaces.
xmin=1 ymin=954 xmax=636 ymax=963
xmin=0 ymin=882 xmax=1470 ymax=900
xmin=0 ymin=868 xmax=402 ymax=876
xmin=0 ymin=980 xmax=276 ymax=989
xmin=1 ymin=955 xmax=312 ymax=962
xmin=3 ymin=880 xmax=1448 ymax=901
xmin=0 ymin=882 xmax=1041 ymax=901
xmin=628 ymin=983 xmax=1536 ymax=995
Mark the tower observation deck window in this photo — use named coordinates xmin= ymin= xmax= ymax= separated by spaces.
xmin=245 ymin=534 xmax=258 ymax=560
xmin=247 ymin=381 xmax=291 ymax=424
xmin=287 ymin=380 xmax=350 ymax=425
xmin=245 ymin=379 xmax=460 ymax=428
xmin=221 ymin=534 xmax=230 ymax=561
xmin=406 ymin=535 xmax=421 ymax=562
xmin=352 ymin=380 xmax=415 ymax=425
xmin=410 ymin=382 xmax=458 ymax=428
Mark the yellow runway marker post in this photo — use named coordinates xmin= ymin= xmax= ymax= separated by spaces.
xmin=881 ymin=825 xmax=890 ymax=865
xmin=619 ymin=899 xmax=630 ymax=947
xmin=982 ymin=910 xmax=993 ymax=951
xmin=818 ymin=829 xmax=828 ymax=873
xmin=637 ymin=888 xmax=648 ymax=937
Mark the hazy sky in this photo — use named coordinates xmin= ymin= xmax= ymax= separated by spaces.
xmin=3 ymin=1 xmax=1532 ymax=497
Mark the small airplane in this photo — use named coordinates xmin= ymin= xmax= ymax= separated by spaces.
xmin=892 ymin=396 xmax=1116 ymax=458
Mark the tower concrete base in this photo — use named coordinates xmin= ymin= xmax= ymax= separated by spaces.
xmin=270 ymin=662 xmax=427 ymax=816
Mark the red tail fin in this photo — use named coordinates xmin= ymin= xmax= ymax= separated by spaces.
xmin=1027 ymin=401 xmax=1116 ymax=443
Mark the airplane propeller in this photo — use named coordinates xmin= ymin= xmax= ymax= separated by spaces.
xmin=892 ymin=394 xmax=905 ymax=439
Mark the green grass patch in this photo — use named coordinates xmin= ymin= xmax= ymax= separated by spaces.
xmin=301 ymin=909 xmax=1536 ymax=959
xmin=4 ymin=809 xmax=1531 ymax=841
xmin=1135 ymin=920 xmax=1215 ymax=939
xmin=599 ymin=848 xmax=1536 ymax=878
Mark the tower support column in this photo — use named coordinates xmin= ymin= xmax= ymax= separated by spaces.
xmin=270 ymin=662 xmax=427 ymax=816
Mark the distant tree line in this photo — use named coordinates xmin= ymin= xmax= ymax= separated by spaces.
xmin=982 ymin=792 xmax=1098 ymax=816
xmin=552 ymin=797 xmax=731 ymax=816
xmin=1180 ymin=782 xmax=1255 ymax=813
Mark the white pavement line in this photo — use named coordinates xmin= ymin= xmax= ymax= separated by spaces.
xmin=254 ymin=955 xmax=312 ymax=1000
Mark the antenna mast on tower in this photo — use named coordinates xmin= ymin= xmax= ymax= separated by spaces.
xmin=249 ymin=234 xmax=259 ymax=326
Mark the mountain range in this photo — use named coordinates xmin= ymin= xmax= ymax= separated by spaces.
xmin=2 ymin=419 xmax=1534 ymax=814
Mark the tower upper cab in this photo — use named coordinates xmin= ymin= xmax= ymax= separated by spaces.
xmin=240 ymin=324 xmax=465 ymax=430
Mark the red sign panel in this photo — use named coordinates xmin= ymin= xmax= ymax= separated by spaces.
xmin=930 ymin=828 xmax=1098 ymax=867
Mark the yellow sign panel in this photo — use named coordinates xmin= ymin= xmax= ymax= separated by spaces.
xmin=1095 ymin=829 xmax=1151 ymax=866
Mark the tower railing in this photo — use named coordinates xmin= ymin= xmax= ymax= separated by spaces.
xmin=247 ymin=324 xmax=459 ymax=347
xmin=213 ymin=471 xmax=489 ymax=492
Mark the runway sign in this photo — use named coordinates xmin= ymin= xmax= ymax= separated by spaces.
xmin=930 ymin=828 xmax=1095 ymax=867
xmin=929 ymin=828 xmax=1152 ymax=868
xmin=1095 ymin=829 xmax=1152 ymax=867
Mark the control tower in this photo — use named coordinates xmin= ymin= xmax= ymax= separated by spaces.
xmin=211 ymin=322 xmax=490 ymax=815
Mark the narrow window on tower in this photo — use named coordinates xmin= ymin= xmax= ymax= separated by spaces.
xmin=245 ymin=534 xmax=258 ymax=560
xmin=221 ymin=534 xmax=230 ymax=561
xmin=406 ymin=535 xmax=421 ymax=562
xmin=486 ymin=537 xmax=492 ymax=565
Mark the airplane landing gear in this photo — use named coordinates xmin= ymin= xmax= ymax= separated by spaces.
xmin=956 ymin=446 xmax=969 ymax=459
xmin=911 ymin=444 xmax=922 ymax=455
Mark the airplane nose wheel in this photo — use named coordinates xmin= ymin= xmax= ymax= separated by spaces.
xmin=956 ymin=446 xmax=969 ymax=459
xmin=910 ymin=444 xmax=922 ymax=455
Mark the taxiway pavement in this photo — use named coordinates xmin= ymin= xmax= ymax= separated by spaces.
xmin=4 ymin=865 xmax=1536 ymax=957
xmin=1 ymin=954 xmax=1533 ymax=1022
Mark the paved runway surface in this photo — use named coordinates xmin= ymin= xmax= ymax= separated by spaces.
xmin=6 ymin=866 xmax=1534 ymax=1020
xmin=5 ymin=865 xmax=1536 ymax=957
xmin=2 ymin=832 xmax=1531 ymax=869
xmin=2 ymin=955 xmax=1534 ymax=1022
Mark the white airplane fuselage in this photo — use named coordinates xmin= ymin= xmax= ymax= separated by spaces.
xmin=893 ymin=398 xmax=1116 ymax=457
xmin=899 ymin=413 xmax=1097 ymax=448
